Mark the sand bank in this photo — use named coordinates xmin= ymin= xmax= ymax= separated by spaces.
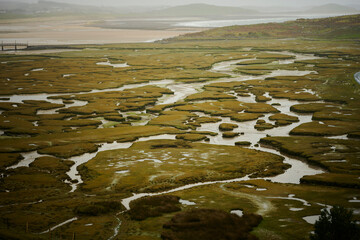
xmin=0 ymin=27 xmax=195 ymax=45
xmin=0 ymin=18 xmax=200 ymax=45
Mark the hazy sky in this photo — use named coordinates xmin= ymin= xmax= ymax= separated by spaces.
xmin=2 ymin=0 xmax=359 ymax=7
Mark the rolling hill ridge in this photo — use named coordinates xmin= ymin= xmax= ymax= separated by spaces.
xmin=163 ymin=14 xmax=360 ymax=41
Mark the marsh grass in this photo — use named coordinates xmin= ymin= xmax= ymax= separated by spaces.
xmin=0 ymin=19 xmax=360 ymax=239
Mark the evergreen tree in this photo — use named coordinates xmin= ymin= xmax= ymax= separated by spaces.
xmin=310 ymin=206 xmax=360 ymax=240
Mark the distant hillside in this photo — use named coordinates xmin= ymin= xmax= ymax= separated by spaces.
xmin=348 ymin=4 xmax=360 ymax=10
xmin=0 ymin=0 xmax=125 ymax=18
xmin=164 ymin=14 xmax=360 ymax=42
xmin=146 ymin=4 xmax=259 ymax=17
xmin=242 ymin=5 xmax=305 ymax=13
xmin=0 ymin=1 xmax=30 ymax=11
xmin=307 ymin=3 xmax=358 ymax=14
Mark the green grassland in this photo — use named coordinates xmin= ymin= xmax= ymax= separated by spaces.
xmin=80 ymin=140 xmax=287 ymax=193
xmin=0 ymin=14 xmax=359 ymax=240
xmin=165 ymin=14 xmax=360 ymax=41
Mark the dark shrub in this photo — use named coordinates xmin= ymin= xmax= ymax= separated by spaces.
xmin=129 ymin=195 xmax=180 ymax=221
xmin=74 ymin=201 xmax=122 ymax=216
xmin=310 ymin=206 xmax=360 ymax=240
xmin=161 ymin=208 xmax=262 ymax=240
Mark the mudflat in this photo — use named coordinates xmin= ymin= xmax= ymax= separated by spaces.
xmin=0 ymin=17 xmax=201 ymax=45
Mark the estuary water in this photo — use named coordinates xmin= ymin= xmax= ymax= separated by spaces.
xmin=174 ymin=14 xmax=345 ymax=28
xmin=3 ymin=50 xmax=326 ymax=193
xmin=355 ymin=72 xmax=360 ymax=85
xmin=0 ymin=50 xmax=333 ymax=236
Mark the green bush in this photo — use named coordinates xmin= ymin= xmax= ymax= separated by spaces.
xmin=310 ymin=206 xmax=360 ymax=240
xmin=74 ymin=201 xmax=122 ymax=216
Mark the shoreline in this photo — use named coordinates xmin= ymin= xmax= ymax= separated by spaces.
xmin=0 ymin=17 xmax=202 ymax=46
xmin=0 ymin=13 xmax=349 ymax=47
xmin=355 ymin=72 xmax=360 ymax=84
xmin=0 ymin=28 xmax=197 ymax=46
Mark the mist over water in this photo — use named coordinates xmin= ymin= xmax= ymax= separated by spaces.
xmin=3 ymin=0 xmax=358 ymax=7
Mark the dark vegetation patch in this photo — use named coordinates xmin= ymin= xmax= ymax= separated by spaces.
xmin=310 ymin=206 xmax=360 ymax=240
xmin=38 ymin=143 xmax=99 ymax=158
xmin=74 ymin=201 xmax=123 ymax=216
xmin=0 ymin=153 xmax=23 ymax=169
xmin=250 ymin=162 xmax=291 ymax=178
xmin=222 ymin=132 xmax=239 ymax=138
xmin=235 ymin=69 xmax=272 ymax=76
xmin=261 ymin=136 xmax=360 ymax=187
xmin=219 ymin=123 xmax=238 ymax=131
xmin=254 ymin=119 xmax=275 ymax=131
xmin=235 ymin=141 xmax=252 ymax=146
xmin=149 ymin=111 xmax=196 ymax=130
xmin=161 ymin=208 xmax=262 ymax=240
xmin=194 ymin=116 xmax=221 ymax=124
xmin=301 ymin=173 xmax=360 ymax=189
xmin=2 ymin=165 xmax=71 ymax=192
xmin=176 ymin=133 xmax=208 ymax=142
xmin=185 ymin=91 xmax=236 ymax=101
xmin=229 ymin=113 xmax=264 ymax=122
xmin=349 ymin=132 xmax=360 ymax=139
xmin=269 ymin=113 xmax=299 ymax=122
xmin=129 ymin=195 xmax=181 ymax=221
xmin=29 ymin=156 xmax=73 ymax=175
xmin=150 ymin=140 xmax=192 ymax=149
xmin=255 ymin=95 xmax=271 ymax=102
xmin=291 ymin=103 xmax=341 ymax=113
xmin=237 ymin=59 xmax=275 ymax=65
xmin=290 ymin=121 xmax=360 ymax=136
xmin=81 ymin=140 xmax=286 ymax=193
xmin=103 ymin=115 xmax=126 ymax=122
xmin=0 ymin=125 xmax=181 ymax=153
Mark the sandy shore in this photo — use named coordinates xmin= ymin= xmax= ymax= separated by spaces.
xmin=0 ymin=49 xmax=83 ymax=55
xmin=0 ymin=18 xmax=201 ymax=45
xmin=0 ymin=27 xmax=195 ymax=45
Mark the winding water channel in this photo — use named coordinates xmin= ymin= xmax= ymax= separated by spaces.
xmin=2 ymin=51 xmax=331 ymax=235
xmin=2 ymin=51 xmax=327 ymax=188
xmin=355 ymin=72 xmax=360 ymax=85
